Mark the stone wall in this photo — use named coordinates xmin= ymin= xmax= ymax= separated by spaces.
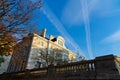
xmin=1 ymin=55 xmax=120 ymax=80
xmin=95 ymin=55 xmax=120 ymax=79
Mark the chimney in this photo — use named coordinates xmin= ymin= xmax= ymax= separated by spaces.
xmin=41 ymin=28 xmax=46 ymax=37
xmin=49 ymin=35 xmax=54 ymax=40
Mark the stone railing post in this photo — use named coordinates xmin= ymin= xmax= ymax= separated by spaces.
xmin=95 ymin=54 xmax=120 ymax=79
xmin=47 ymin=64 xmax=56 ymax=80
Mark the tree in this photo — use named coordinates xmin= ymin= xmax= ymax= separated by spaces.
xmin=0 ymin=0 xmax=42 ymax=65
xmin=35 ymin=48 xmax=69 ymax=67
xmin=76 ymin=55 xmax=85 ymax=61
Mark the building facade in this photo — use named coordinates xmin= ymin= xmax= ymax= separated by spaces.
xmin=7 ymin=28 xmax=76 ymax=73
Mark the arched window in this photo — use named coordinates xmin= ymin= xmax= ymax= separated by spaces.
xmin=58 ymin=40 xmax=63 ymax=46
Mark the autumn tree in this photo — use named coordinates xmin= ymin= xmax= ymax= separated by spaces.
xmin=0 ymin=0 xmax=42 ymax=65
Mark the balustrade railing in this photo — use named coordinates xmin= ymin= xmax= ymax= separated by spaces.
xmin=55 ymin=60 xmax=95 ymax=74
xmin=1 ymin=55 xmax=120 ymax=80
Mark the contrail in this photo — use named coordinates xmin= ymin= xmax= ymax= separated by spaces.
xmin=41 ymin=4 xmax=85 ymax=57
xmin=81 ymin=0 xmax=94 ymax=59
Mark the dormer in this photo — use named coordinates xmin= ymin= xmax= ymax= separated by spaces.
xmin=49 ymin=35 xmax=54 ymax=40
xmin=56 ymin=36 xmax=65 ymax=47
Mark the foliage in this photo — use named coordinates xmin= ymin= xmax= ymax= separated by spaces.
xmin=0 ymin=0 xmax=42 ymax=55
xmin=0 ymin=0 xmax=42 ymax=65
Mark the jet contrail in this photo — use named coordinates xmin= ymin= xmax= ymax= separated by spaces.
xmin=41 ymin=4 xmax=85 ymax=57
xmin=81 ymin=0 xmax=94 ymax=59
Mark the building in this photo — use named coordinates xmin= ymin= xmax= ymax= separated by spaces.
xmin=7 ymin=28 xmax=77 ymax=73
xmin=0 ymin=56 xmax=11 ymax=74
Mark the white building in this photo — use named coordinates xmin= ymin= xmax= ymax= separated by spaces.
xmin=7 ymin=28 xmax=77 ymax=73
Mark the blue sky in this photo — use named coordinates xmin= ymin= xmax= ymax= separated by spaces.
xmin=32 ymin=0 xmax=120 ymax=59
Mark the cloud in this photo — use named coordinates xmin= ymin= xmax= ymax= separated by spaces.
xmin=61 ymin=0 xmax=99 ymax=27
xmin=88 ymin=0 xmax=120 ymax=17
xmin=61 ymin=0 xmax=83 ymax=27
xmin=81 ymin=0 xmax=94 ymax=59
xmin=61 ymin=0 xmax=120 ymax=26
xmin=102 ymin=30 xmax=120 ymax=43
xmin=100 ymin=9 xmax=120 ymax=17
xmin=61 ymin=0 xmax=95 ymax=59
xmin=41 ymin=4 xmax=85 ymax=57
xmin=61 ymin=0 xmax=120 ymax=59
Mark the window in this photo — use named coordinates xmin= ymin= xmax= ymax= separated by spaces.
xmin=58 ymin=40 xmax=63 ymax=46
xmin=64 ymin=54 xmax=68 ymax=59
xmin=41 ymin=41 xmax=44 ymax=46
xmin=35 ymin=60 xmax=41 ymax=68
